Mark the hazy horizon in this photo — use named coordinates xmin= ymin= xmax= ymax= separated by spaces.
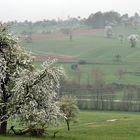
xmin=0 ymin=0 xmax=140 ymax=22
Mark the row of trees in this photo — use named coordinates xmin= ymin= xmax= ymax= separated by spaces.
xmin=61 ymin=83 xmax=140 ymax=112
xmin=7 ymin=11 xmax=140 ymax=29
xmin=86 ymin=11 xmax=120 ymax=28
xmin=78 ymin=90 xmax=140 ymax=112
xmin=86 ymin=11 xmax=140 ymax=28
xmin=60 ymin=68 xmax=140 ymax=112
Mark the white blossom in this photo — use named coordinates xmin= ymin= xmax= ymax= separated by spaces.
xmin=128 ymin=34 xmax=139 ymax=47
xmin=0 ymin=23 xmax=65 ymax=131
xmin=104 ymin=26 xmax=113 ymax=38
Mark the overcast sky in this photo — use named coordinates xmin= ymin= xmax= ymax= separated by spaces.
xmin=0 ymin=0 xmax=140 ymax=22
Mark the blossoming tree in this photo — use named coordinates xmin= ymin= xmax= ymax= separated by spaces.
xmin=128 ymin=34 xmax=139 ymax=48
xmin=0 ymin=23 xmax=64 ymax=135
xmin=104 ymin=26 xmax=113 ymax=38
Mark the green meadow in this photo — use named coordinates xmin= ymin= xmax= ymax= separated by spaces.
xmin=1 ymin=111 xmax=140 ymax=140
xmin=17 ymin=25 xmax=140 ymax=85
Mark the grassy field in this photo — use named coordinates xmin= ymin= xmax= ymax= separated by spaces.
xmin=1 ymin=111 xmax=140 ymax=140
xmin=15 ymin=25 xmax=140 ymax=86
xmin=20 ymin=26 xmax=140 ymax=62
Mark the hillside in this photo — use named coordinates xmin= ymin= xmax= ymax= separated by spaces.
xmin=11 ymin=25 xmax=140 ymax=85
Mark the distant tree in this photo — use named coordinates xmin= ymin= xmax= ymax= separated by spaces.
xmin=86 ymin=11 xmax=120 ymax=28
xmin=59 ymin=96 xmax=79 ymax=131
xmin=86 ymin=11 xmax=105 ymax=28
xmin=118 ymin=34 xmax=124 ymax=44
xmin=76 ymin=69 xmax=82 ymax=85
xmin=122 ymin=86 xmax=137 ymax=111
xmin=115 ymin=54 xmax=121 ymax=61
xmin=132 ymin=13 xmax=140 ymax=29
xmin=86 ymin=72 xmax=90 ymax=86
xmin=71 ymin=64 xmax=78 ymax=71
xmin=104 ymin=26 xmax=113 ymax=38
xmin=69 ymin=32 xmax=73 ymax=41
xmin=134 ymin=12 xmax=139 ymax=18
xmin=92 ymin=68 xmax=106 ymax=110
xmin=121 ymin=13 xmax=129 ymax=26
xmin=128 ymin=34 xmax=139 ymax=48
xmin=121 ymin=13 xmax=129 ymax=19
xmin=104 ymin=11 xmax=120 ymax=25
xmin=116 ymin=67 xmax=126 ymax=80
xmin=92 ymin=68 xmax=105 ymax=89
xmin=60 ymin=28 xmax=73 ymax=41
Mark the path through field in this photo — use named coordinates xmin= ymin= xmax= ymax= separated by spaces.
xmin=33 ymin=54 xmax=77 ymax=62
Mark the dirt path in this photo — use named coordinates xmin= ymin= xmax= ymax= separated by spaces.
xmin=33 ymin=54 xmax=77 ymax=62
xmin=31 ymin=28 xmax=103 ymax=41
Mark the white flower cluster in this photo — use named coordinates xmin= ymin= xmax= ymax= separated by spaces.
xmin=128 ymin=34 xmax=139 ymax=47
xmin=128 ymin=34 xmax=139 ymax=41
xmin=12 ymin=59 xmax=65 ymax=128
xmin=0 ymin=58 xmax=7 ymax=82
xmin=104 ymin=26 xmax=113 ymax=38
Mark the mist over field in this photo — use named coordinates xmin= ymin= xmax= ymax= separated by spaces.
xmin=1 ymin=0 xmax=140 ymax=140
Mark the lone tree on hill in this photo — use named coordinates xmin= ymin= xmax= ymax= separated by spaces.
xmin=0 ymin=23 xmax=65 ymax=135
xmin=128 ymin=34 xmax=139 ymax=48
xmin=104 ymin=26 xmax=113 ymax=38
xmin=60 ymin=28 xmax=73 ymax=41
xmin=115 ymin=54 xmax=121 ymax=61
xmin=118 ymin=34 xmax=124 ymax=44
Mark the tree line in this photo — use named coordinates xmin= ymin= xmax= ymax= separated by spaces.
xmin=6 ymin=11 xmax=140 ymax=29
xmin=60 ymin=79 xmax=140 ymax=112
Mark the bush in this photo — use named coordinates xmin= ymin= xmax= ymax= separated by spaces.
xmin=78 ymin=60 xmax=87 ymax=65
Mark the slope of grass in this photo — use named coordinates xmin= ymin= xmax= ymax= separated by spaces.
xmin=20 ymin=26 xmax=140 ymax=63
xmin=30 ymin=26 xmax=140 ymax=85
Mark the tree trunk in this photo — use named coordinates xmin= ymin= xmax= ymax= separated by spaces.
xmin=0 ymin=105 xmax=8 ymax=135
xmin=0 ymin=121 xmax=7 ymax=135
xmin=0 ymin=81 xmax=8 ymax=135
xmin=66 ymin=120 xmax=70 ymax=131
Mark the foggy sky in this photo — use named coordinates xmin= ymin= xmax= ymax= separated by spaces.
xmin=0 ymin=0 xmax=140 ymax=21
